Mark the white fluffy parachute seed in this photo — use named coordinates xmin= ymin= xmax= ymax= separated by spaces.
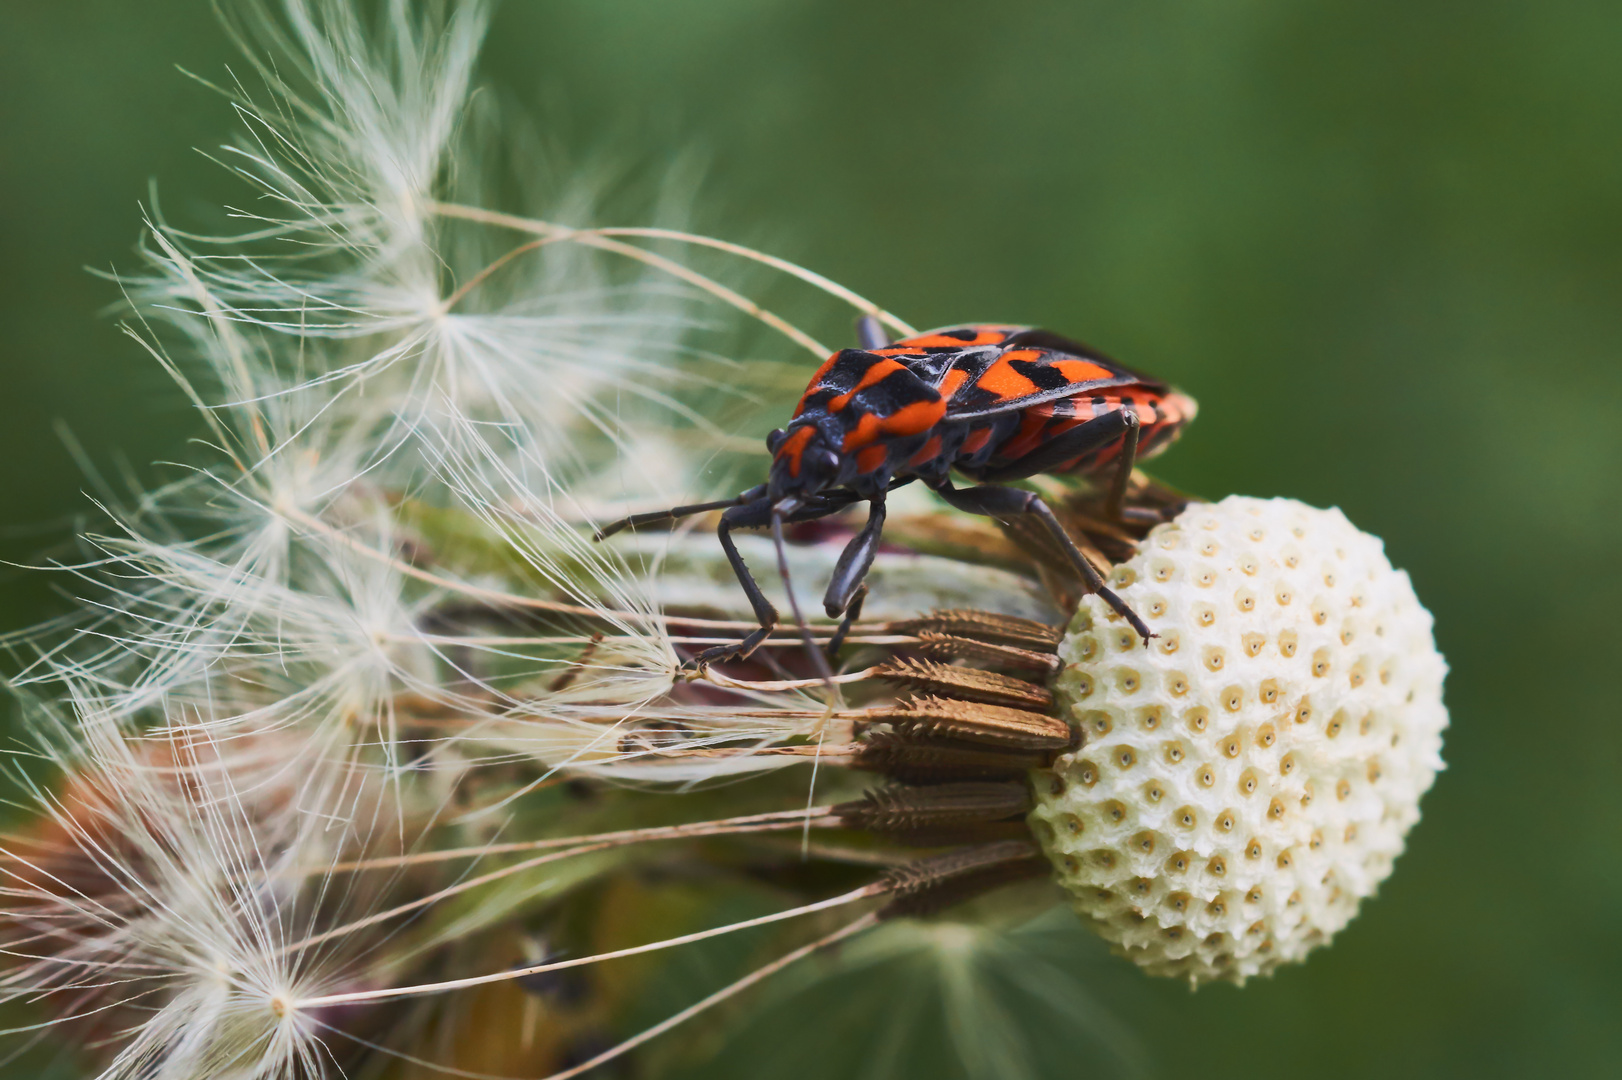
xmin=1029 ymin=495 xmax=1447 ymax=986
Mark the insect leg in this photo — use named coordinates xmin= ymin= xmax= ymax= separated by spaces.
xmin=856 ymin=315 xmax=889 ymax=350
xmin=691 ymin=498 xmax=781 ymax=666
xmin=824 ymin=585 xmax=868 ymax=659
xmin=823 ymin=493 xmax=887 ymax=619
xmin=972 ymin=410 xmax=1132 ymax=485
xmin=594 ymin=484 xmax=767 ymax=541
xmin=929 ymin=477 xmax=1154 ymax=645
xmin=771 ymin=507 xmax=838 ymax=688
xmin=822 ymin=492 xmax=887 ymax=658
xmin=691 ymin=496 xmax=852 ymax=667
xmin=1104 ymin=408 xmax=1141 ymax=523
xmin=969 ymin=409 xmax=1164 ymax=524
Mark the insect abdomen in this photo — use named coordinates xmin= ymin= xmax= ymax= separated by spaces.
xmin=990 ymin=390 xmax=1191 ymax=469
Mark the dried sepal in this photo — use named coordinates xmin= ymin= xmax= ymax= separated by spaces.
xmin=863 ymin=696 xmax=1076 ymax=752
xmin=874 ymin=657 xmax=1055 ymax=711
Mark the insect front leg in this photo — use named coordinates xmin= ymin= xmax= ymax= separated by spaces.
xmin=692 ymin=498 xmax=781 ymax=667
xmin=822 ymin=493 xmax=887 ymax=657
xmin=824 ymin=585 xmax=868 ymax=659
xmin=929 ymin=477 xmax=1154 ymax=646
xmin=692 ymin=495 xmax=855 ymax=668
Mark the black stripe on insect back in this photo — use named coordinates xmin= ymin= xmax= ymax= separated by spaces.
xmin=1007 ymin=357 xmax=1078 ymax=392
xmin=816 ymin=350 xmax=887 ymax=395
xmin=798 ymin=351 xmax=887 ymax=416
xmin=853 ymin=366 xmax=940 ymax=417
xmin=1000 ymin=327 xmax=1163 ymax=385
xmin=808 ymin=362 xmax=941 ymax=432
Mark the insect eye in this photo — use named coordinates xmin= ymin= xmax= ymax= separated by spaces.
xmin=765 ymin=428 xmax=787 ymax=453
xmin=813 ymin=448 xmax=841 ymax=473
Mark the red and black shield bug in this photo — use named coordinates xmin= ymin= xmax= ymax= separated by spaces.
xmin=595 ymin=317 xmax=1197 ymax=666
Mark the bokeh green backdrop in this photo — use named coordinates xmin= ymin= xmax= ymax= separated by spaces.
xmin=3 ymin=2 xmax=1619 ymax=1077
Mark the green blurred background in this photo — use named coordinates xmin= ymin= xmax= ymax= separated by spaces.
xmin=3 ymin=1 xmax=1619 ymax=1077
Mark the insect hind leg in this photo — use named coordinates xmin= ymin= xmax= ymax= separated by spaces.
xmin=929 ymin=477 xmax=1155 ymax=646
xmin=972 ymin=411 xmax=1131 ymax=488
xmin=967 ymin=409 xmax=1174 ymax=526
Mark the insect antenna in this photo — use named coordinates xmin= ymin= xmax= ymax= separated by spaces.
xmin=770 ymin=504 xmax=837 ymax=694
xmin=770 ymin=501 xmax=841 ymax=856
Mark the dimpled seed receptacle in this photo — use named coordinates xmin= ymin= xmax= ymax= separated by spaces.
xmin=1029 ymin=496 xmax=1447 ymax=986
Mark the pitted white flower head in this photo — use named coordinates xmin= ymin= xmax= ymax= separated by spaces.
xmin=1030 ymin=496 xmax=1447 ymax=986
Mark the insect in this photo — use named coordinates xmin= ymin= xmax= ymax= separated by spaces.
xmin=595 ymin=318 xmax=1197 ymax=666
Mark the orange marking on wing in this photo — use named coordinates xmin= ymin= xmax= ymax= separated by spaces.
xmin=893 ymin=325 xmax=1021 ymax=350
xmin=938 ymin=368 xmax=969 ymax=398
xmin=907 ymin=434 xmax=943 ymax=467
xmin=894 ymin=333 xmax=978 ymax=349
xmin=976 ymin=356 xmax=1040 ymax=401
xmin=1050 ymin=358 xmax=1115 ymax=384
xmin=857 ymin=444 xmax=889 ymax=474
xmin=961 ymin=428 xmax=993 ymax=455
xmin=826 ymin=358 xmax=905 ymax=413
xmin=777 ymin=426 xmax=815 ymax=478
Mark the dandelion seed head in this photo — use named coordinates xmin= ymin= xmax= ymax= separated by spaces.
xmin=6 ymin=0 xmax=1066 ymax=1072
xmin=1032 ymin=496 xmax=1448 ymax=985
xmin=0 ymin=692 xmax=382 ymax=1079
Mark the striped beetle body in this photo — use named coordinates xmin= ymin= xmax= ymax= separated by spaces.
xmin=769 ymin=325 xmax=1195 ymax=503
xmin=597 ymin=320 xmax=1197 ymax=669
